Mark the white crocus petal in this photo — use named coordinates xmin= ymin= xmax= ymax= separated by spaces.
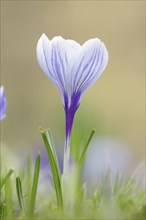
xmin=66 ymin=39 xmax=81 ymax=50
xmin=37 ymin=34 xmax=62 ymax=95
xmin=36 ymin=34 xmax=50 ymax=77
xmin=69 ymin=38 xmax=108 ymax=97
xmin=49 ymin=37 xmax=81 ymax=94
xmin=37 ymin=34 xmax=80 ymax=105
xmin=64 ymin=40 xmax=81 ymax=103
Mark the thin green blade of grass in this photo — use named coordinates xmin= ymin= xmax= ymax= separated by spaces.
xmin=0 ymin=169 xmax=14 ymax=190
xmin=79 ymin=129 xmax=96 ymax=165
xmin=4 ymin=176 xmax=14 ymax=218
xmin=16 ymin=177 xmax=25 ymax=216
xmin=75 ymin=129 xmax=95 ymax=208
xmin=45 ymin=129 xmax=60 ymax=171
xmin=1 ymin=203 xmax=6 ymax=219
xmin=40 ymin=128 xmax=63 ymax=210
xmin=29 ymin=153 xmax=41 ymax=216
xmin=26 ymin=156 xmax=32 ymax=203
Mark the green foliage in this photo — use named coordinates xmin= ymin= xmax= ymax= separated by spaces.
xmin=40 ymin=128 xmax=63 ymax=210
xmin=1 ymin=203 xmax=6 ymax=219
xmin=79 ymin=129 xmax=96 ymax=165
xmin=0 ymin=169 xmax=14 ymax=191
xmin=0 ymin=130 xmax=145 ymax=219
xmin=29 ymin=153 xmax=41 ymax=216
xmin=16 ymin=177 xmax=25 ymax=216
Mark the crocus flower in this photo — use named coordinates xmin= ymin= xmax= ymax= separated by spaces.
xmin=36 ymin=34 xmax=108 ymax=172
xmin=0 ymin=86 xmax=7 ymax=120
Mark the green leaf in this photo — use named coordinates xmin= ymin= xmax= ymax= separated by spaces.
xmin=16 ymin=177 xmax=25 ymax=216
xmin=45 ymin=129 xmax=60 ymax=170
xmin=40 ymin=128 xmax=63 ymax=210
xmin=26 ymin=156 xmax=32 ymax=203
xmin=4 ymin=176 xmax=14 ymax=218
xmin=1 ymin=203 xmax=6 ymax=219
xmin=29 ymin=153 xmax=41 ymax=216
xmin=79 ymin=129 xmax=96 ymax=165
xmin=0 ymin=169 xmax=14 ymax=191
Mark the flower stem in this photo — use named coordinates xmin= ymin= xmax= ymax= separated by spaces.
xmin=63 ymin=99 xmax=79 ymax=174
xmin=63 ymin=108 xmax=74 ymax=174
xmin=63 ymin=135 xmax=70 ymax=174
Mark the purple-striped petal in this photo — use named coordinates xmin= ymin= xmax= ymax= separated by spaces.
xmin=36 ymin=34 xmax=62 ymax=94
xmin=68 ymin=38 xmax=108 ymax=101
xmin=0 ymin=86 xmax=7 ymax=120
xmin=36 ymin=34 xmax=81 ymax=105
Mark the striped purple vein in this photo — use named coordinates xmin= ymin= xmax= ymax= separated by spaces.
xmin=84 ymin=48 xmax=104 ymax=91
xmin=80 ymin=45 xmax=104 ymax=92
xmin=53 ymin=48 xmax=65 ymax=90
xmin=42 ymin=42 xmax=61 ymax=91
xmin=75 ymin=46 xmax=98 ymax=93
xmin=72 ymin=54 xmax=85 ymax=91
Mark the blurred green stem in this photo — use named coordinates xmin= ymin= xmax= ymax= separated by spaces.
xmin=0 ymin=169 xmax=14 ymax=190
xmin=63 ymin=136 xmax=70 ymax=175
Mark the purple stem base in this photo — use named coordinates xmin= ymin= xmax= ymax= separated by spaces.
xmin=63 ymin=92 xmax=80 ymax=173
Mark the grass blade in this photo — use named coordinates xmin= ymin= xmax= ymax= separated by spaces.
xmin=16 ymin=177 xmax=25 ymax=216
xmin=4 ymin=176 xmax=14 ymax=218
xmin=0 ymin=169 xmax=14 ymax=190
xmin=46 ymin=129 xmax=60 ymax=170
xmin=40 ymin=128 xmax=63 ymax=209
xmin=1 ymin=203 xmax=6 ymax=219
xmin=79 ymin=129 xmax=96 ymax=165
xmin=29 ymin=153 xmax=41 ymax=216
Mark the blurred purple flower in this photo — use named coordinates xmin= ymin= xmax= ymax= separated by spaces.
xmin=0 ymin=86 xmax=7 ymax=120
xmin=36 ymin=34 xmax=108 ymax=171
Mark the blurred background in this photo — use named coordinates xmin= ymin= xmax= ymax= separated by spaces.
xmin=1 ymin=1 xmax=145 ymax=168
